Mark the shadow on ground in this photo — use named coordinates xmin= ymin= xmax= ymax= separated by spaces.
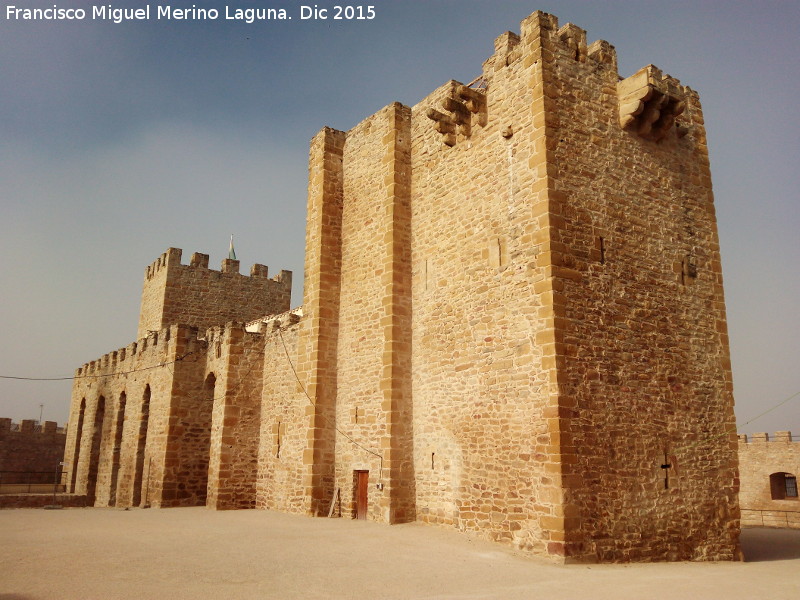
xmin=741 ymin=527 xmax=800 ymax=562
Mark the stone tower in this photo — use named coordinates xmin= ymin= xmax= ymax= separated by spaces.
xmin=294 ymin=11 xmax=739 ymax=561
xmin=137 ymin=247 xmax=291 ymax=339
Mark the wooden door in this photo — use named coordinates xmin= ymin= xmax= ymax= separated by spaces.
xmin=355 ymin=470 xmax=369 ymax=520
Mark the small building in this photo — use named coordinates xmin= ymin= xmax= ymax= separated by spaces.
xmin=739 ymin=432 xmax=800 ymax=528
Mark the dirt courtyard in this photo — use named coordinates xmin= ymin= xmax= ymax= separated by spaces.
xmin=1 ymin=507 xmax=798 ymax=599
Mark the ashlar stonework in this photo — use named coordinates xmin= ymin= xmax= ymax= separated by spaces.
xmin=62 ymin=10 xmax=740 ymax=562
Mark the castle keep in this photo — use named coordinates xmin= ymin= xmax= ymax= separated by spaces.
xmin=63 ymin=11 xmax=740 ymax=562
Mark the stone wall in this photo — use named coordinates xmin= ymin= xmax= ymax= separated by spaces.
xmin=522 ymin=15 xmax=739 ymax=561
xmin=407 ymin=50 xmax=554 ymax=553
xmin=254 ymin=311 xmax=308 ymax=513
xmin=65 ymin=325 xmax=208 ymax=508
xmin=205 ymin=324 xmax=266 ymax=510
xmin=137 ymin=247 xmax=291 ymax=339
xmin=0 ymin=419 xmax=66 ymax=484
xmin=739 ymin=432 xmax=800 ymax=528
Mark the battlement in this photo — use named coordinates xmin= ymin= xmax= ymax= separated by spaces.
xmin=144 ymin=247 xmax=288 ymax=283
xmin=0 ymin=417 xmax=67 ymax=484
xmin=520 ymin=13 xmax=694 ymax=143
xmin=486 ymin=11 xmax=619 ymax=73
xmin=528 ymin=12 xmax=619 ymax=67
xmin=739 ymin=431 xmax=798 ymax=444
xmin=138 ymin=247 xmax=292 ymax=338
xmin=75 ymin=324 xmax=203 ymax=379
xmin=419 ymin=10 xmax=694 ymax=152
xmin=0 ymin=418 xmax=64 ymax=435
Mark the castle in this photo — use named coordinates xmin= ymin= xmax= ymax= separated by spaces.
xmin=63 ymin=11 xmax=741 ymax=562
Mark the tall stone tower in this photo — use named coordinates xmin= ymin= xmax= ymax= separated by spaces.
xmin=295 ymin=10 xmax=739 ymax=561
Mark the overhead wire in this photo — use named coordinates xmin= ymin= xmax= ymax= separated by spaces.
xmin=0 ymin=352 xmax=195 ymax=381
xmin=276 ymin=326 xmax=384 ymax=474
xmin=671 ymin=388 xmax=800 ymax=466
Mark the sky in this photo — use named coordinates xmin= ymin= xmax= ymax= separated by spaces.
xmin=0 ymin=0 xmax=797 ymax=437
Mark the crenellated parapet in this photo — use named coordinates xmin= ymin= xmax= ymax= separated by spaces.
xmin=424 ymin=11 xmax=622 ymax=151
xmin=416 ymin=9 xmax=702 ymax=156
xmin=0 ymin=418 xmax=64 ymax=435
xmin=739 ymin=431 xmax=797 ymax=444
xmin=738 ymin=430 xmax=800 ymax=528
xmin=526 ymin=12 xmax=619 ymax=62
xmin=487 ymin=30 xmax=521 ymax=71
xmin=144 ymin=247 xmax=182 ymax=280
xmin=144 ymin=247 xmax=286 ymax=282
xmin=552 ymin=21 xmax=617 ymax=68
xmin=75 ymin=324 xmax=203 ymax=379
xmin=0 ymin=418 xmax=67 ymax=481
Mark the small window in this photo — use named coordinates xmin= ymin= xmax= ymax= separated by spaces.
xmin=787 ymin=476 xmax=798 ymax=498
xmin=770 ymin=472 xmax=798 ymax=500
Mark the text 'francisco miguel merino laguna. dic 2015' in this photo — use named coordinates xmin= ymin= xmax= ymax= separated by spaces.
xmin=5 ymin=4 xmax=377 ymax=23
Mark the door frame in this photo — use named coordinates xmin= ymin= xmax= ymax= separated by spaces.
xmin=354 ymin=470 xmax=369 ymax=520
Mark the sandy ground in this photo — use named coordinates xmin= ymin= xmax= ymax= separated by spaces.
xmin=1 ymin=507 xmax=799 ymax=600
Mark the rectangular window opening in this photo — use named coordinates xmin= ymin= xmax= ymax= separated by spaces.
xmin=787 ymin=476 xmax=798 ymax=498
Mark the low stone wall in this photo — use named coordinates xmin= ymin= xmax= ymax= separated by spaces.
xmin=741 ymin=508 xmax=800 ymax=529
xmin=0 ymin=483 xmax=66 ymax=494
xmin=0 ymin=419 xmax=66 ymax=480
xmin=0 ymin=493 xmax=87 ymax=509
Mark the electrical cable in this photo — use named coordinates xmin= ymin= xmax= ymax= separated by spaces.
xmin=0 ymin=352 xmax=195 ymax=382
xmin=276 ymin=327 xmax=384 ymax=473
xmin=672 ymin=388 xmax=800 ymax=461
xmin=736 ymin=389 xmax=800 ymax=431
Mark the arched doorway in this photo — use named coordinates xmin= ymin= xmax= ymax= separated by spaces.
xmin=109 ymin=392 xmax=126 ymax=506
xmin=132 ymin=385 xmax=151 ymax=507
xmin=193 ymin=373 xmax=216 ymax=505
xmin=68 ymin=398 xmax=86 ymax=493
xmin=86 ymin=396 xmax=106 ymax=504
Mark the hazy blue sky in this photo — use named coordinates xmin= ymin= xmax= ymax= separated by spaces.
xmin=1 ymin=1 xmax=797 ymax=437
